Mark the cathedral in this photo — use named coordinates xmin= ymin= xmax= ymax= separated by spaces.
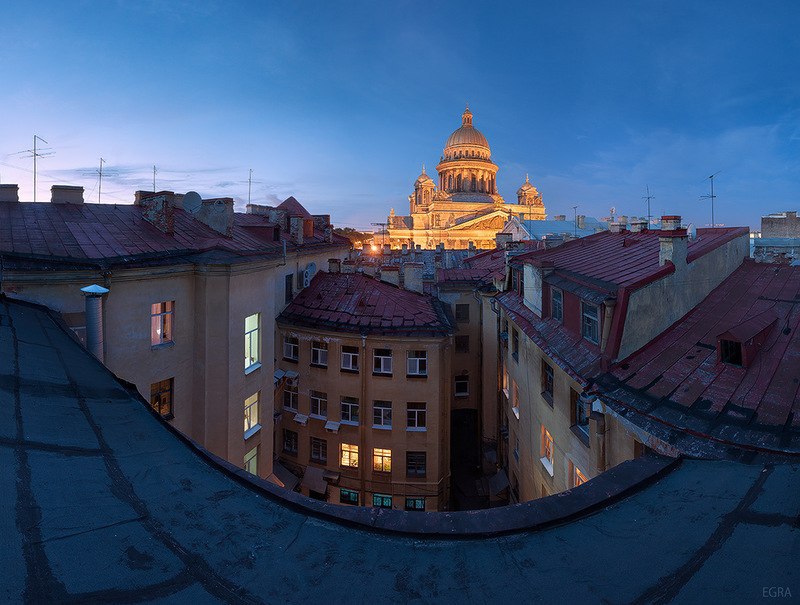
xmin=386 ymin=107 xmax=545 ymax=249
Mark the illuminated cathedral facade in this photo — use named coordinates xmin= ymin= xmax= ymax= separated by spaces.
xmin=386 ymin=107 xmax=545 ymax=249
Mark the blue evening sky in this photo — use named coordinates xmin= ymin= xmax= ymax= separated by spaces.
xmin=1 ymin=1 xmax=798 ymax=231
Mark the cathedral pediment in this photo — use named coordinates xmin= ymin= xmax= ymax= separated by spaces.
xmin=448 ymin=210 xmax=511 ymax=231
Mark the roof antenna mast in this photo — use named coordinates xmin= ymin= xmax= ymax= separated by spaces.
xmin=152 ymin=165 xmax=158 ymax=193
xmin=700 ymin=172 xmax=721 ymax=227
xmin=642 ymin=185 xmax=655 ymax=226
xmin=572 ymin=205 xmax=579 ymax=237
xmin=248 ymin=168 xmax=253 ymax=205
xmin=97 ymin=158 xmax=105 ymax=204
xmin=15 ymin=135 xmax=54 ymax=202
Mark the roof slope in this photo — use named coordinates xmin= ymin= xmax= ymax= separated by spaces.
xmin=278 ymin=272 xmax=453 ymax=336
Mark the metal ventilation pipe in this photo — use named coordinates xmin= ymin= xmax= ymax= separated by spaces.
xmin=81 ymin=284 xmax=109 ymax=362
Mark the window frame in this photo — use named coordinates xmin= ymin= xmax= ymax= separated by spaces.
xmin=311 ymin=340 xmax=328 ymax=367
xmin=372 ymin=448 xmax=392 ymax=473
xmin=340 ymin=443 xmax=359 ymax=468
xmin=405 ymin=497 xmax=425 ymax=511
xmin=540 ymin=425 xmax=554 ymax=476
xmin=372 ymin=400 xmax=392 ymax=429
xmin=244 ymin=391 xmax=260 ymax=438
xmin=284 ymin=273 xmax=294 ymax=304
xmin=454 ymin=374 xmax=469 ymax=397
xmin=551 ymin=288 xmax=563 ymax=323
xmin=406 ymin=402 xmax=427 ymax=431
xmin=372 ymin=493 xmax=392 ymax=509
xmin=581 ymin=302 xmax=600 ymax=345
xmin=283 ymin=379 xmax=299 ymax=412
xmin=541 ymin=359 xmax=554 ymax=405
xmin=511 ymin=328 xmax=519 ymax=362
xmin=341 ymin=345 xmax=360 ymax=372
xmin=244 ymin=445 xmax=258 ymax=475
xmin=407 ymin=350 xmax=428 ymax=377
xmin=310 ymin=390 xmax=328 ymax=419
xmin=571 ymin=388 xmax=590 ymax=444
xmin=283 ymin=335 xmax=299 ymax=362
xmin=455 ymin=303 xmax=470 ymax=323
xmin=373 ymin=348 xmax=393 ymax=376
xmin=340 ymin=396 xmax=360 ymax=425
xmin=340 ymin=488 xmax=359 ymax=505
xmin=406 ymin=451 xmax=427 ymax=478
xmin=149 ymin=377 xmax=174 ymax=420
xmin=150 ymin=301 xmax=175 ymax=347
xmin=283 ymin=429 xmax=298 ymax=455
xmin=244 ymin=313 xmax=261 ymax=372
xmin=310 ymin=437 xmax=328 ymax=464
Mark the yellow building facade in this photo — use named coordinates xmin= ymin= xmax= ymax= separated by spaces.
xmin=387 ymin=107 xmax=545 ymax=249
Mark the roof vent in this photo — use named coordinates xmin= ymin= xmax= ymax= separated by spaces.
xmin=717 ymin=310 xmax=777 ymax=367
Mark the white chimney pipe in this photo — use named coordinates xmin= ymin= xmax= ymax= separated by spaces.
xmin=81 ymin=284 xmax=109 ymax=362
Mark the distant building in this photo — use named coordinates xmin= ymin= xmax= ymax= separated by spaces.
xmin=752 ymin=210 xmax=800 ymax=263
xmin=500 ymin=214 xmax=609 ymax=242
xmin=387 ymin=108 xmax=546 ymax=250
xmin=0 ymin=184 xmax=349 ymax=481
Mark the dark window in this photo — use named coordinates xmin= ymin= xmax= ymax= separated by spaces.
xmin=150 ymin=378 xmax=174 ymax=419
xmin=455 ymin=303 xmax=470 ymax=322
xmin=283 ymin=335 xmax=299 ymax=361
xmin=541 ymin=360 xmax=554 ymax=404
xmin=552 ymin=289 xmax=563 ymax=322
xmin=511 ymin=269 xmax=519 ymax=293
xmin=341 ymin=345 xmax=359 ymax=372
xmin=571 ymin=388 xmax=589 ymax=441
xmin=518 ymin=269 xmax=525 ymax=295
xmin=582 ymin=303 xmax=600 ymax=344
xmin=284 ymin=274 xmax=294 ymax=304
xmin=340 ymin=488 xmax=359 ymax=505
xmin=373 ymin=348 xmax=392 ymax=375
xmin=455 ymin=335 xmax=469 ymax=353
xmin=512 ymin=328 xmax=519 ymax=361
xmin=405 ymin=497 xmax=426 ymax=511
xmin=406 ymin=451 xmax=427 ymax=478
xmin=372 ymin=494 xmax=392 ymax=509
xmin=407 ymin=402 xmax=427 ymax=429
xmin=720 ymin=340 xmax=743 ymax=366
xmin=310 ymin=437 xmax=327 ymax=463
xmin=455 ymin=375 xmax=469 ymax=397
xmin=283 ymin=429 xmax=298 ymax=455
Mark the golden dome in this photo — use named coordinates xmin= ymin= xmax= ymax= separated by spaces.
xmin=444 ymin=107 xmax=490 ymax=151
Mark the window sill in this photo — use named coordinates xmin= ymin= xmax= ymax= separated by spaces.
xmin=340 ymin=368 xmax=359 ymax=375
xmin=244 ymin=424 xmax=261 ymax=440
xmin=244 ymin=362 xmax=262 ymax=375
xmin=309 ymin=414 xmax=327 ymax=421
xmin=571 ymin=424 xmax=591 ymax=447
xmin=406 ymin=427 xmax=427 ymax=432
xmin=283 ymin=450 xmax=298 ymax=457
xmin=340 ymin=420 xmax=359 ymax=427
xmin=160 ymin=412 xmax=175 ymax=421
xmin=541 ymin=391 xmax=554 ymax=407
xmin=406 ymin=374 xmax=428 ymax=379
xmin=150 ymin=341 xmax=175 ymax=351
xmin=310 ymin=363 xmax=328 ymax=370
xmin=454 ymin=393 xmax=469 ymax=398
xmin=406 ymin=475 xmax=427 ymax=480
xmin=372 ymin=425 xmax=392 ymax=431
xmin=282 ymin=357 xmax=298 ymax=364
xmin=310 ymin=458 xmax=328 ymax=465
xmin=511 ymin=406 xmax=520 ymax=420
xmin=540 ymin=456 xmax=554 ymax=477
xmin=283 ymin=408 xmax=298 ymax=415
xmin=372 ymin=372 xmax=393 ymax=378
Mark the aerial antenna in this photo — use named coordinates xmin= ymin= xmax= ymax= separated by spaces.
xmin=700 ymin=171 xmax=721 ymax=227
xmin=15 ymin=135 xmax=55 ymax=202
xmin=152 ymin=165 xmax=158 ymax=193
xmin=371 ymin=222 xmax=388 ymax=249
xmin=642 ymin=185 xmax=655 ymax=226
xmin=572 ymin=205 xmax=579 ymax=237
xmin=248 ymin=168 xmax=253 ymax=205
xmin=80 ymin=158 xmax=118 ymax=203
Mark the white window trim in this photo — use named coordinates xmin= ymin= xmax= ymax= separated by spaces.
xmin=373 ymin=351 xmax=393 ymax=375
xmin=511 ymin=406 xmax=520 ymax=420
xmin=311 ymin=343 xmax=328 ymax=366
xmin=244 ymin=361 xmax=262 ymax=375
xmin=540 ymin=456 xmax=554 ymax=476
xmin=341 ymin=348 xmax=359 ymax=371
xmin=407 ymin=352 xmax=428 ymax=376
xmin=244 ymin=424 xmax=261 ymax=440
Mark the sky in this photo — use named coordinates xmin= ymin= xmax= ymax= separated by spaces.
xmin=1 ymin=1 xmax=799 ymax=231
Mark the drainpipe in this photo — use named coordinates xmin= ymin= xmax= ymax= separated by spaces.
xmin=359 ymin=333 xmax=367 ymax=506
xmin=80 ymin=284 xmax=110 ymax=362
xmin=599 ymin=297 xmax=616 ymax=354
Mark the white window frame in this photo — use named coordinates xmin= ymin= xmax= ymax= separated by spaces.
xmin=311 ymin=341 xmax=328 ymax=367
xmin=373 ymin=348 xmax=393 ymax=375
xmin=373 ymin=400 xmax=392 ymax=429
xmin=581 ymin=302 xmax=600 ymax=345
xmin=407 ymin=350 xmax=427 ymax=376
xmin=341 ymin=346 xmax=359 ymax=372
xmin=406 ymin=402 xmax=427 ymax=431
xmin=244 ymin=313 xmax=261 ymax=372
xmin=283 ymin=380 xmax=298 ymax=412
xmin=283 ymin=335 xmax=299 ymax=361
xmin=310 ymin=390 xmax=327 ymax=419
xmin=340 ymin=396 xmax=359 ymax=425
xmin=151 ymin=301 xmax=174 ymax=346
xmin=341 ymin=443 xmax=359 ymax=468
xmin=244 ymin=446 xmax=258 ymax=475
xmin=454 ymin=375 xmax=469 ymax=397
xmin=244 ymin=392 xmax=260 ymax=438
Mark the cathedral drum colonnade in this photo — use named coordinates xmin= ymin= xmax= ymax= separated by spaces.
xmin=387 ymin=107 xmax=545 ymax=250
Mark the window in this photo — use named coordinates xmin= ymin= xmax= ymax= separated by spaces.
xmin=150 ymin=301 xmax=174 ymax=346
xmin=341 ymin=443 xmax=359 ymax=468
xmin=283 ymin=335 xmax=299 ymax=361
xmin=310 ymin=437 xmax=327 ymax=463
xmin=310 ymin=390 xmax=327 ymax=419
xmin=340 ymin=488 xmax=359 ymax=505
xmin=571 ymin=388 xmax=589 ymax=439
xmin=311 ymin=341 xmax=328 ymax=367
xmin=407 ymin=350 xmax=427 ymax=376
xmin=511 ymin=380 xmax=520 ymax=419
xmin=502 ymin=363 xmax=509 ymax=397
xmin=571 ymin=462 xmax=588 ymax=488
xmin=373 ymin=348 xmax=392 ymax=375
xmin=341 ymin=345 xmax=359 ymax=372
xmin=373 ymin=448 xmax=392 ymax=473
xmin=518 ymin=268 xmax=524 ymax=295
xmin=283 ymin=380 xmax=298 ymax=411
xmin=582 ymin=303 xmax=600 ymax=344
xmin=540 ymin=426 xmax=554 ymax=476
xmin=455 ymin=335 xmax=469 ymax=353
xmin=340 ymin=396 xmax=359 ymax=425
xmin=514 ymin=435 xmax=520 ymax=461
xmin=407 ymin=402 xmax=427 ymax=430
xmin=720 ymin=340 xmax=743 ymax=366
xmin=372 ymin=494 xmax=392 ymax=509
xmin=244 ymin=446 xmax=258 ymax=475
xmin=244 ymin=314 xmax=260 ymax=371
xmin=149 ymin=378 xmax=174 ymax=419
xmin=455 ymin=303 xmax=470 ymax=322
xmin=552 ymin=289 xmax=563 ymax=322
xmin=455 ymin=374 xmax=469 ymax=397
xmin=373 ymin=401 xmax=392 ymax=429
xmin=284 ymin=273 xmax=294 ymax=304
xmin=512 ymin=328 xmax=519 ymax=361
xmin=244 ymin=392 xmax=259 ymax=437
xmin=541 ymin=359 xmax=554 ymax=405
xmin=406 ymin=451 xmax=426 ymax=478
xmin=405 ymin=497 xmax=425 ymax=511
xmin=283 ymin=429 xmax=298 ymax=455
xmin=511 ymin=269 xmax=519 ymax=293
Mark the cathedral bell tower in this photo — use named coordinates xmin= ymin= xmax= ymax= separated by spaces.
xmin=411 ymin=165 xmax=435 ymax=212
xmin=517 ymin=174 xmax=543 ymax=206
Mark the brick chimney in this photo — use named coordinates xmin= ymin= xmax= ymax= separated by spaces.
xmin=401 ymin=244 xmax=409 ymax=255
xmin=195 ymin=197 xmax=234 ymax=237
xmin=629 ymin=219 xmax=648 ymax=233
xmin=661 ymin=215 xmax=682 ymax=231
xmin=139 ymin=194 xmax=175 ymax=234
xmin=328 ymin=258 xmax=341 ymax=273
xmin=0 ymin=184 xmax=19 ymax=203
xmin=401 ymin=262 xmax=425 ymax=293
xmin=380 ymin=265 xmax=400 ymax=287
xmin=51 ymin=185 xmax=84 ymax=204
xmin=576 ymin=215 xmax=586 ymax=229
xmin=290 ymin=216 xmax=304 ymax=245
xmin=659 ymin=215 xmax=688 ymax=268
xmin=609 ymin=222 xmax=626 ymax=233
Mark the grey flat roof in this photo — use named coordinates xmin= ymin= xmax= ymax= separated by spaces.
xmin=1 ymin=296 xmax=798 ymax=603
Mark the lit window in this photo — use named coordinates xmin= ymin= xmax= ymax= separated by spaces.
xmin=406 ymin=451 xmax=426 ymax=478
xmin=283 ymin=335 xmax=299 ymax=361
xmin=581 ymin=303 xmax=599 ymax=344
xmin=511 ymin=380 xmax=520 ymax=419
xmin=512 ymin=328 xmax=519 ymax=361
xmin=540 ymin=426 xmax=554 ymax=476
xmin=552 ymin=289 xmax=563 ymax=322
xmin=407 ymin=350 xmax=427 ymax=376
xmin=373 ymin=348 xmax=393 ymax=375
xmin=341 ymin=345 xmax=359 ymax=372
xmin=571 ymin=388 xmax=589 ymax=438
xmin=340 ymin=396 xmax=359 ymax=425
xmin=310 ymin=390 xmax=327 ymax=419
xmin=244 ymin=392 xmax=259 ymax=436
xmin=572 ymin=463 xmax=588 ymax=487
xmin=283 ymin=429 xmax=298 ymax=455
xmin=373 ymin=400 xmax=392 ymax=428
xmin=311 ymin=341 xmax=328 ymax=367
xmin=341 ymin=443 xmax=359 ymax=468
xmin=405 ymin=497 xmax=425 ymax=511
xmin=340 ymin=488 xmax=359 ymax=505
xmin=373 ymin=448 xmax=392 ymax=472
xmin=455 ymin=303 xmax=470 ymax=322
xmin=310 ymin=437 xmax=327 ymax=463
xmin=407 ymin=402 xmax=427 ymax=430
xmin=283 ymin=380 xmax=298 ymax=412
xmin=455 ymin=335 xmax=469 ymax=353
xmin=541 ymin=360 xmax=554 ymax=404
xmin=149 ymin=378 xmax=174 ymax=419
xmin=244 ymin=446 xmax=258 ymax=475
xmin=455 ymin=374 xmax=469 ymax=397
xmin=372 ymin=493 xmax=392 ymax=509
xmin=150 ymin=301 xmax=174 ymax=346
xmin=244 ymin=314 xmax=260 ymax=370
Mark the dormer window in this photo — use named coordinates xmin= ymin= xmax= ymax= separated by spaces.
xmin=716 ymin=310 xmax=777 ymax=368
xmin=581 ymin=303 xmax=600 ymax=344
xmin=719 ymin=340 xmax=743 ymax=366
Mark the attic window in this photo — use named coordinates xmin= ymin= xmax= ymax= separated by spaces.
xmin=719 ymin=339 xmax=743 ymax=367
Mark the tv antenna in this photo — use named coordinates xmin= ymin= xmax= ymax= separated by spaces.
xmin=248 ymin=168 xmax=253 ymax=205
xmin=572 ymin=205 xmax=579 ymax=237
xmin=371 ymin=222 xmax=388 ymax=248
xmin=80 ymin=158 xmax=118 ymax=203
xmin=700 ymin=171 xmax=721 ymax=227
xmin=152 ymin=165 xmax=158 ymax=193
xmin=642 ymin=185 xmax=655 ymax=225
xmin=15 ymin=135 xmax=55 ymax=202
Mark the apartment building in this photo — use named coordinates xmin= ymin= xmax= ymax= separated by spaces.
xmin=274 ymin=262 xmax=454 ymax=510
xmin=496 ymin=217 xmax=749 ymax=501
xmin=0 ymin=184 xmax=349 ymax=480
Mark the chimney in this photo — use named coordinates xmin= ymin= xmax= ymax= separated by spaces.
xmin=609 ymin=222 xmax=626 ymax=233
xmin=194 ymin=197 xmax=234 ymax=237
xmin=415 ymin=244 xmax=422 ymax=252
xmin=401 ymin=262 xmax=425 ymax=293
xmin=401 ymin=244 xmax=409 ymax=255
xmin=659 ymin=215 xmax=688 ymax=268
xmin=290 ymin=216 xmax=304 ymax=245
xmin=246 ymin=203 xmax=273 ymax=216
xmin=629 ymin=219 xmax=647 ymax=233
xmin=468 ymin=241 xmax=476 ymax=256
xmin=576 ymin=215 xmax=586 ymax=229
xmin=496 ymin=232 xmax=513 ymax=247
xmin=382 ymin=243 xmax=391 ymax=256
xmin=80 ymin=284 xmax=110 ymax=362
xmin=554 ymin=214 xmax=566 ymax=221
xmin=328 ymin=258 xmax=341 ymax=273
xmin=0 ymin=184 xmax=19 ymax=203
xmin=312 ymin=214 xmax=331 ymax=231
xmin=619 ymin=215 xmax=628 ymax=225
xmin=139 ymin=194 xmax=175 ymax=234
xmin=51 ymin=185 xmax=84 ymax=204
xmin=342 ymin=260 xmax=357 ymax=274
xmin=324 ymin=225 xmax=334 ymax=243
xmin=381 ymin=265 xmax=400 ymax=287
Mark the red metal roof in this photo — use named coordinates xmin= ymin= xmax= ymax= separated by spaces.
xmin=438 ymin=241 xmax=544 ymax=284
xmin=277 ymin=196 xmax=312 ymax=218
xmin=597 ymin=260 xmax=800 ymax=453
xmin=278 ymin=272 xmax=453 ymax=336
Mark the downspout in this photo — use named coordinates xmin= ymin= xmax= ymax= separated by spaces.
xmin=81 ymin=284 xmax=110 ymax=363
xmin=359 ymin=333 xmax=367 ymax=506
